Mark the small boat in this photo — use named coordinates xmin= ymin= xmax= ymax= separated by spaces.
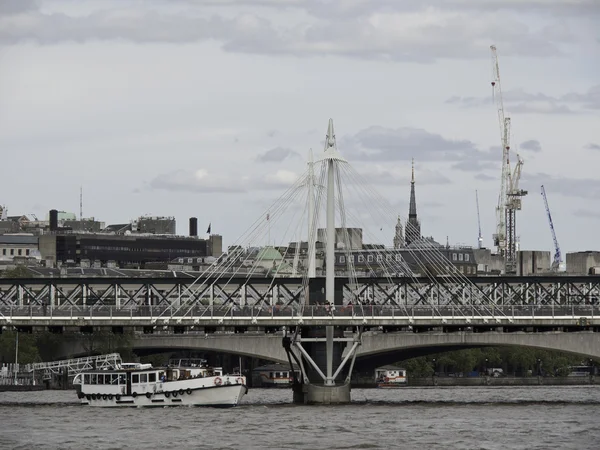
xmin=73 ymin=362 xmax=247 ymax=407
xmin=375 ymin=366 xmax=407 ymax=388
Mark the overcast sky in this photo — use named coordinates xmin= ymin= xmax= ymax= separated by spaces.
xmin=1 ymin=0 xmax=599 ymax=254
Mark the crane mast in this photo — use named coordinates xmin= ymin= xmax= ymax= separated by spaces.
xmin=490 ymin=45 xmax=527 ymax=274
xmin=540 ymin=185 xmax=562 ymax=271
xmin=490 ymin=44 xmax=510 ymax=257
xmin=476 ymin=190 xmax=483 ymax=249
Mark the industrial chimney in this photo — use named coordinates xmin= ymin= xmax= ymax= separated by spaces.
xmin=49 ymin=209 xmax=58 ymax=232
xmin=189 ymin=217 xmax=198 ymax=237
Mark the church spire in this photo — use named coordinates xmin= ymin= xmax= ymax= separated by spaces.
xmin=406 ymin=158 xmax=421 ymax=246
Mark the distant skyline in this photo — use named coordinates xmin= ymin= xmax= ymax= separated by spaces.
xmin=0 ymin=0 xmax=599 ymax=252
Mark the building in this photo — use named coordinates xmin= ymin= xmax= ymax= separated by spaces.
xmin=0 ymin=235 xmax=39 ymax=261
xmin=566 ymin=251 xmax=600 ymax=275
xmin=132 ymin=216 xmax=176 ymax=235
xmin=39 ymin=233 xmax=222 ymax=268
xmin=316 ymin=227 xmax=363 ymax=250
xmin=405 ymin=160 xmax=421 ymax=246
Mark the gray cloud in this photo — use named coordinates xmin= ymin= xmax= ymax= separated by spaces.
xmin=522 ymin=172 xmax=600 ymax=200
xmin=520 ymin=140 xmax=542 ymax=152
xmin=342 ymin=126 xmax=496 ymax=163
xmin=256 ymin=146 xmax=299 ymax=162
xmin=149 ymin=169 xmax=247 ymax=193
xmin=474 ymin=173 xmax=496 ymax=182
xmin=447 ymin=85 xmax=600 ymax=114
xmin=0 ymin=0 xmax=38 ymax=15
xmin=585 ymin=143 xmax=600 ymax=151
xmin=0 ymin=2 xmax=573 ymax=61
xmin=451 ymin=160 xmax=499 ymax=172
xmin=573 ymin=209 xmax=600 ymax=219
xmin=358 ymin=167 xmax=452 ymax=186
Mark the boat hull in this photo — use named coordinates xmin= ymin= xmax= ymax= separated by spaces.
xmin=79 ymin=384 xmax=247 ymax=407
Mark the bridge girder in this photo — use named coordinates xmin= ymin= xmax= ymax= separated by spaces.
xmin=1 ymin=276 xmax=599 ymax=310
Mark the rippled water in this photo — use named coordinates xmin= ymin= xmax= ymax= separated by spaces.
xmin=1 ymin=386 xmax=599 ymax=449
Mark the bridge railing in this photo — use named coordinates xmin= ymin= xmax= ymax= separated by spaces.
xmin=0 ymin=304 xmax=595 ymax=321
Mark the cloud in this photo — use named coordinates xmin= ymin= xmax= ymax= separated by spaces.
xmin=149 ymin=169 xmax=248 ymax=193
xmin=148 ymin=166 xmax=303 ymax=194
xmin=341 ymin=125 xmax=496 ymax=163
xmin=256 ymin=146 xmax=300 ymax=163
xmin=357 ymin=165 xmax=452 ymax=186
xmin=447 ymin=85 xmax=600 ymax=114
xmin=585 ymin=143 xmax=600 ymax=151
xmin=520 ymin=140 xmax=542 ymax=152
xmin=0 ymin=0 xmax=38 ymax=15
xmin=0 ymin=3 xmax=577 ymax=61
xmin=474 ymin=173 xmax=496 ymax=182
xmin=451 ymin=160 xmax=499 ymax=172
xmin=522 ymin=172 xmax=600 ymax=200
xmin=572 ymin=209 xmax=600 ymax=219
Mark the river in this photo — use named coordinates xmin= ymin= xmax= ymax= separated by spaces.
xmin=0 ymin=386 xmax=598 ymax=449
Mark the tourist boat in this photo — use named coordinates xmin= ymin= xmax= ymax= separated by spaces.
xmin=375 ymin=366 xmax=407 ymax=388
xmin=73 ymin=362 xmax=247 ymax=407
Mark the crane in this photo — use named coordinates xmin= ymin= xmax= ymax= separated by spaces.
xmin=490 ymin=44 xmax=510 ymax=258
xmin=540 ymin=185 xmax=562 ymax=271
xmin=476 ymin=190 xmax=483 ymax=249
xmin=490 ymin=44 xmax=527 ymax=274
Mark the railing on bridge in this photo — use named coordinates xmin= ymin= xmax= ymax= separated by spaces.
xmin=0 ymin=304 xmax=596 ymax=326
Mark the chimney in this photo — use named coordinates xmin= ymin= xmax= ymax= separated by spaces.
xmin=189 ymin=217 xmax=198 ymax=237
xmin=49 ymin=209 xmax=58 ymax=231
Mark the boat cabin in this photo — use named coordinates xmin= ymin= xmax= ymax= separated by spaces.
xmin=375 ymin=366 xmax=407 ymax=384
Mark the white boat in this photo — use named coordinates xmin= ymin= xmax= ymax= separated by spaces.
xmin=73 ymin=362 xmax=247 ymax=407
xmin=375 ymin=366 xmax=407 ymax=388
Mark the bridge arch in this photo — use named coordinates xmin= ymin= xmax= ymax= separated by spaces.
xmin=352 ymin=331 xmax=600 ymax=371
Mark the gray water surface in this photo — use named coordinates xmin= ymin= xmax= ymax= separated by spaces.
xmin=0 ymin=386 xmax=598 ymax=449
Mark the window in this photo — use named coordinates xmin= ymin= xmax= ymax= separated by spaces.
xmin=358 ymin=255 xmax=365 ymax=263
xmin=10 ymin=249 xmax=14 ymax=256
xmin=84 ymin=374 xmax=90 ymax=384
xmin=132 ymin=374 xmax=139 ymax=384
xmin=459 ymin=254 xmax=463 ymax=261
xmin=386 ymin=255 xmax=392 ymax=262
xmin=91 ymin=374 xmax=97 ymax=384
xmin=140 ymin=373 xmax=148 ymax=383
xmin=452 ymin=253 xmax=457 ymax=261
xmin=2 ymin=249 xmax=5 ymax=255
xmin=340 ymin=255 xmax=346 ymax=264
xmin=149 ymin=373 xmax=156 ymax=382
xmin=367 ymin=255 xmax=373 ymax=263
xmin=465 ymin=254 xmax=470 ymax=262
xmin=376 ymin=255 xmax=382 ymax=262
xmin=26 ymin=249 xmax=30 ymax=256
xmin=111 ymin=374 xmax=118 ymax=384
xmin=118 ymin=374 xmax=126 ymax=385
xmin=459 ymin=266 xmax=464 ymax=273
xmin=395 ymin=255 xmax=401 ymax=262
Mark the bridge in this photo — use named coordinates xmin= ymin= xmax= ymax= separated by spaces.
xmin=53 ymin=329 xmax=600 ymax=371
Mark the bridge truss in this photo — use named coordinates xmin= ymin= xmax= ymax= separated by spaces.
xmin=0 ymin=276 xmax=598 ymax=312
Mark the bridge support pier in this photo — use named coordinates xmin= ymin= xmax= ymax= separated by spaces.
xmin=284 ymin=325 xmax=361 ymax=405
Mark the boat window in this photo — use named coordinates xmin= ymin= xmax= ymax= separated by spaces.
xmin=269 ymin=372 xmax=273 ymax=378
xmin=132 ymin=374 xmax=139 ymax=384
xmin=111 ymin=374 xmax=118 ymax=384
xmin=84 ymin=374 xmax=90 ymax=384
xmin=140 ymin=373 xmax=148 ymax=383
xmin=149 ymin=373 xmax=156 ymax=382
xmin=118 ymin=374 xmax=126 ymax=385
xmin=98 ymin=374 xmax=105 ymax=385
xmin=91 ymin=374 xmax=97 ymax=384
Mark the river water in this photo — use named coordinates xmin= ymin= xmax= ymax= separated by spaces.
xmin=0 ymin=386 xmax=598 ymax=449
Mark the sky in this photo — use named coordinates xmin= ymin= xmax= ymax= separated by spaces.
xmin=0 ymin=0 xmax=599 ymax=254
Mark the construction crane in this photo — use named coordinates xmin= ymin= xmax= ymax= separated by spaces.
xmin=490 ymin=44 xmax=527 ymax=274
xmin=540 ymin=185 xmax=562 ymax=271
xmin=476 ymin=190 xmax=483 ymax=249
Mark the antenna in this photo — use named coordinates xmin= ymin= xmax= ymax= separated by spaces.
xmin=80 ymin=186 xmax=83 ymax=221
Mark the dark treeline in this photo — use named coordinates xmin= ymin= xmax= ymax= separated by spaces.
xmin=400 ymin=347 xmax=595 ymax=378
